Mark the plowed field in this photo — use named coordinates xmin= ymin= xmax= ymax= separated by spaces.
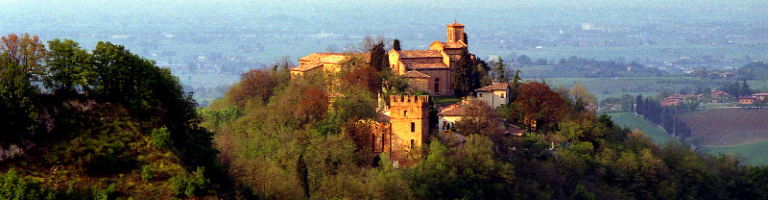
xmin=681 ymin=109 xmax=768 ymax=146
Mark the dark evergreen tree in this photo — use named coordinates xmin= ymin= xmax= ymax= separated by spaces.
xmin=451 ymin=49 xmax=480 ymax=97
xmin=369 ymin=42 xmax=387 ymax=72
xmin=392 ymin=39 xmax=401 ymax=51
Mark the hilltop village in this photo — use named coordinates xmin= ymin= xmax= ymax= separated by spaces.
xmin=289 ymin=23 xmax=525 ymax=165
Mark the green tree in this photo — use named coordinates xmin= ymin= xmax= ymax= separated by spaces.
xmin=368 ymin=41 xmax=389 ymax=72
xmin=0 ymin=35 xmax=42 ymax=143
xmin=46 ymin=39 xmax=93 ymax=93
xmin=451 ymin=49 xmax=480 ymax=97
xmin=493 ymin=58 xmax=509 ymax=83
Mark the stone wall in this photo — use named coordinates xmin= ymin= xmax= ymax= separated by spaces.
xmin=388 ymin=95 xmax=429 ymax=165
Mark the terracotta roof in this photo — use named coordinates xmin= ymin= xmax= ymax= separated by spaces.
xmin=402 ymin=70 xmax=431 ymax=78
xmin=752 ymin=93 xmax=768 ymax=96
xmin=441 ymin=41 xmax=467 ymax=48
xmin=438 ymin=103 xmax=466 ymax=116
xmin=408 ymin=63 xmax=449 ymax=69
xmin=299 ymin=53 xmax=371 ymax=63
xmin=475 ymin=83 xmax=509 ymax=92
xmin=660 ymin=99 xmax=683 ymax=105
xmin=397 ymin=50 xmax=443 ymax=58
xmin=741 ymin=96 xmax=760 ymax=100
xmin=290 ymin=62 xmax=323 ymax=72
xmin=447 ymin=22 xmax=465 ymax=27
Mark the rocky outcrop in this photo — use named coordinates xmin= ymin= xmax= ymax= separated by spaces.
xmin=0 ymin=144 xmax=24 ymax=163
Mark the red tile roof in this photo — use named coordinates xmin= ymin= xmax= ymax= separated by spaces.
xmin=475 ymin=83 xmax=509 ymax=92
xmin=438 ymin=103 xmax=466 ymax=116
xmin=402 ymin=70 xmax=431 ymax=78
xmin=447 ymin=22 xmax=465 ymax=27
xmin=290 ymin=62 xmax=323 ymax=72
xmin=397 ymin=50 xmax=443 ymax=58
xmin=408 ymin=63 xmax=449 ymax=69
xmin=299 ymin=53 xmax=371 ymax=63
xmin=441 ymin=41 xmax=467 ymax=48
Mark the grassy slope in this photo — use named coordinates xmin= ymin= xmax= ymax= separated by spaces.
xmin=699 ymin=140 xmax=768 ymax=166
xmin=607 ymin=112 xmax=675 ymax=145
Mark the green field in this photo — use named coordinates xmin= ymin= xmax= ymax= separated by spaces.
xmin=699 ymin=140 xmax=768 ymax=166
xmin=607 ymin=112 xmax=676 ymax=145
xmin=537 ymin=77 xmax=729 ymax=101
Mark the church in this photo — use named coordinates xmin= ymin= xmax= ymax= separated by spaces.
xmin=290 ymin=22 xmax=470 ymax=96
xmin=388 ymin=22 xmax=468 ymax=96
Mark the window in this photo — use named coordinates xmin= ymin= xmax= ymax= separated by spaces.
xmin=404 ymin=110 xmax=407 ymax=117
xmin=501 ymin=93 xmax=505 ymax=98
xmin=411 ymin=139 xmax=415 ymax=150
xmin=479 ymin=93 xmax=483 ymax=97
xmin=411 ymin=122 xmax=415 ymax=132
xmin=434 ymin=78 xmax=440 ymax=93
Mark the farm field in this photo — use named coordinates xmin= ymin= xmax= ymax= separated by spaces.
xmin=607 ymin=112 xmax=676 ymax=144
xmin=680 ymin=108 xmax=768 ymax=146
xmin=610 ymin=110 xmax=768 ymax=166
xmin=538 ymin=77 xmax=728 ymax=101
xmin=699 ymin=140 xmax=768 ymax=166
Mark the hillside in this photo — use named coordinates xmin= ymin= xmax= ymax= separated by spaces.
xmin=6 ymin=34 xmax=768 ymax=199
xmin=1 ymin=36 xmax=223 ymax=199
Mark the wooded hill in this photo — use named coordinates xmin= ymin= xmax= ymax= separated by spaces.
xmin=5 ymin=34 xmax=768 ymax=199
xmin=1 ymin=34 xmax=221 ymax=199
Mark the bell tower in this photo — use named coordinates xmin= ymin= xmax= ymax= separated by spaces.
xmin=447 ymin=22 xmax=465 ymax=43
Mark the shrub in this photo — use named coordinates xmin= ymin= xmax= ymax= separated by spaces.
xmin=151 ymin=126 xmax=171 ymax=149
xmin=141 ymin=165 xmax=154 ymax=183
xmin=170 ymin=167 xmax=209 ymax=197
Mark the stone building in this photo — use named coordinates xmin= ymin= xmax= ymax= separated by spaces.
xmin=388 ymin=22 xmax=469 ymax=96
xmin=475 ymin=82 xmax=510 ymax=108
xmin=290 ymin=22 xmax=473 ymax=97
xmin=365 ymin=95 xmax=430 ymax=167
xmin=289 ymin=53 xmax=371 ymax=77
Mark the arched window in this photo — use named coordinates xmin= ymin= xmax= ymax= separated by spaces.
xmin=411 ymin=122 xmax=415 ymax=132
xmin=404 ymin=110 xmax=407 ymax=117
xmin=434 ymin=78 xmax=440 ymax=93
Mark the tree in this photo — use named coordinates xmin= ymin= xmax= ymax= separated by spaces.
xmin=513 ymin=81 xmax=568 ymax=131
xmin=493 ymin=58 xmax=509 ymax=83
xmin=452 ymin=49 xmax=480 ymax=97
xmin=454 ymin=98 xmax=504 ymax=146
xmin=569 ymin=84 xmax=597 ymax=107
xmin=0 ymin=33 xmax=45 ymax=143
xmin=226 ymin=69 xmax=276 ymax=108
xmin=46 ymin=39 xmax=93 ymax=93
xmin=369 ymin=42 xmax=388 ymax=72
xmin=517 ymin=55 xmax=533 ymax=65
xmin=0 ymin=53 xmax=39 ymax=143
xmin=392 ymin=39 xmax=401 ymax=51
xmin=0 ymin=33 xmax=47 ymax=81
